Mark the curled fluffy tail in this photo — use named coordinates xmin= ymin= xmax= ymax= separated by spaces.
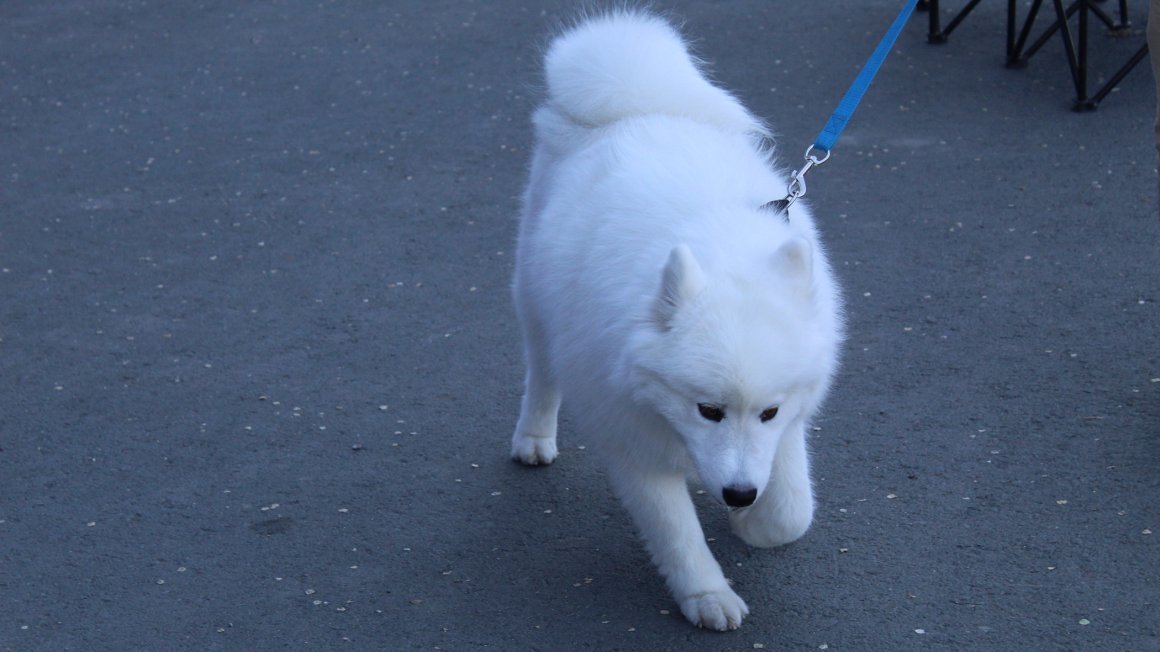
xmin=543 ymin=11 xmax=766 ymax=134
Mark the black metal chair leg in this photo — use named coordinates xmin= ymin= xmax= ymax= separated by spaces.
xmin=944 ymin=0 xmax=985 ymax=37
xmin=1024 ymin=0 xmax=1081 ymax=60
xmin=1085 ymin=1 xmax=1124 ymax=30
xmin=1007 ymin=0 xmax=1017 ymax=61
xmin=1088 ymin=44 xmax=1149 ymax=105
xmin=928 ymin=0 xmax=948 ymax=43
xmin=927 ymin=0 xmax=990 ymax=44
xmin=1076 ymin=0 xmax=1095 ymax=110
xmin=1009 ymin=0 xmax=1045 ymax=67
xmin=1052 ymin=0 xmax=1099 ymax=110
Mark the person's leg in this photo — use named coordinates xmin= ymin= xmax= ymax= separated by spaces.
xmin=1149 ymin=0 xmax=1160 ymax=211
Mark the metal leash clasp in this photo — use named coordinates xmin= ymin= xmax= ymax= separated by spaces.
xmin=763 ymin=145 xmax=831 ymax=217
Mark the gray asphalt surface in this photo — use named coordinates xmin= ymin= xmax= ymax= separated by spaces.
xmin=2 ymin=1 xmax=1158 ymax=650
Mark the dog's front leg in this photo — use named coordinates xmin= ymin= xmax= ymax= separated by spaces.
xmin=729 ymin=422 xmax=815 ymax=548
xmin=608 ymin=463 xmax=748 ymax=631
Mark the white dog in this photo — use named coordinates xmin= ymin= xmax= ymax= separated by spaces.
xmin=510 ymin=11 xmax=843 ymax=631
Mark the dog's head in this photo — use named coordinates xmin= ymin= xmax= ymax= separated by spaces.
xmin=629 ymin=241 xmax=836 ymax=508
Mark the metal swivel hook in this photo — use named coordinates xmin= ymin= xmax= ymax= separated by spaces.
xmin=763 ymin=146 xmax=830 ymax=217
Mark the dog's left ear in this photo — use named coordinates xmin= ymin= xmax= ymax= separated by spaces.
xmin=772 ymin=237 xmax=814 ymax=299
xmin=652 ymin=244 xmax=706 ymax=330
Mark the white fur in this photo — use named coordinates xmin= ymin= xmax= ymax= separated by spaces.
xmin=510 ymin=11 xmax=843 ymax=631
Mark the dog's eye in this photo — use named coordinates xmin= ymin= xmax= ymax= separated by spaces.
xmin=697 ymin=403 xmax=725 ymax=422
xmin=759 ymin=406 xmax=779 ymax=422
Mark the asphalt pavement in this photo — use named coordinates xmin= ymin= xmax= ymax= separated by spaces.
xmin=2 ymin=1 xmax=1158 ymax=650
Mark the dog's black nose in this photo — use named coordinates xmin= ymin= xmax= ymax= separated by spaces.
xmin=722 ymin=486 xmax=757 ymax=508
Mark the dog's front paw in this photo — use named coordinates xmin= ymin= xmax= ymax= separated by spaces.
xmin=679 ymin=588 xmax=749 ymax=631
xmin=729 ymin=487 xmax=814 ymax=548
xmin=510 ymin=432 xmax=558 ymax=466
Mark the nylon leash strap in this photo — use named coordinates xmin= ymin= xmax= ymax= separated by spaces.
xmin=765 ymin=0 xmax=920 ymax=216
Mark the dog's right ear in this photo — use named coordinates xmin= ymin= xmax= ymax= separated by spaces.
xmin=652 ymin=244 xmax=706 ymax=330
xmin=772 ymin=236 xmax=814 ymax=300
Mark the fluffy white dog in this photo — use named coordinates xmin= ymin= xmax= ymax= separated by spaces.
xmin=510 ymin=11 xmax=843 ymax=631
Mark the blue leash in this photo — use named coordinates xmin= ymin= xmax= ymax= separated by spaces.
xmin=768 ymin=0 xmax=920 ymax=214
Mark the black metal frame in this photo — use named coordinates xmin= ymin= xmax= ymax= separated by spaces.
xmin=920 ymin=0 xmax=1148 ymax=110
xmin=922 ymin=0 xmax=1019 ymax=60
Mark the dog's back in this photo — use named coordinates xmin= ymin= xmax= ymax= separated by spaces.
xmin=518 ymin=12 xmax=791 ymax=341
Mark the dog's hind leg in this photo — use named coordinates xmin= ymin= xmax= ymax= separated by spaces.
xmin=608 ymin=463 xmax=748 ymax=631
xmin=729 ymin=422 xmax=815 ymax=548
xmin=510 ymin=291 xmax=561 ymax=466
